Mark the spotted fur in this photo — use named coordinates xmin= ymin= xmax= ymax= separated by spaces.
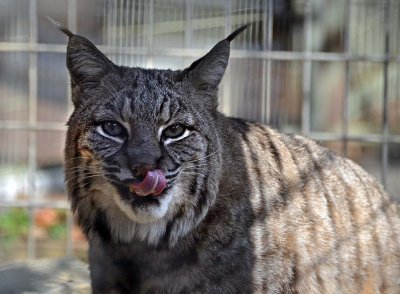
xmin=62 ymin=24 xmax=400 ymax=293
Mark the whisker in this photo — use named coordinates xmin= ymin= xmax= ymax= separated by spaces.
xmin=66 ymin=173 xmax=104 ymax=180
xmin=185 ymin=145 xmax=223 ymax=164
xmin=63 ymin=155 xmax=97 ymax=161
xmin=179 ymin=172 xmax=206 ymax=176
xmin=66 ymin=168 xmax=103 ymax=175
xmin=66 ymin=175 xmax=105 ymax=191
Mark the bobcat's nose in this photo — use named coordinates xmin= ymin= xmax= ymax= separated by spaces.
xmin=131 ymin=164 xmax=155 ymax=182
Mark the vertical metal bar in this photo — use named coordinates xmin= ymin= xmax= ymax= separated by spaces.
xmin=67 ymin=0 xmax=77 ymax=34
xmin=130 ymin=0 xmax=136 ymax=66
xmin=242 ymin=0 xmax=248 ymax=115
xmin=125 ymin=0 xmax=130 ymax=66
xmin=381 ymin=0 xmax=390 ymax=187
xmin=221 ymin=0 xmax=232 ymax=115
xmin=119 ymin=0 xmax=124 ymax=65
xmin=147 ymin=0 xmax=154 ymax=68
xmin=343 ymin=0 xmax=352 ymax=157
xmin=185 ymin=0 xmax=192 ymax=49
xmin=27 ymin=0 xmax=38 ymax=260
xmin=103 ymin=0 xmax=107 ymax=47
xmin=301 ymin=0 xmax=313 ymax=135
xmin=65 ymin=0 xmax=77 ymax=258
xmin=106 ymin=0 xmax=111 ymax=49
xmin=67 ymin=0 xmax=77 ymax=115
xmin=137 ymin=0 xmax=142 ymax=66
xmin=242 ymin=0 xmax=247 ymax=50
xmin=267 ymin=0 xmax=273 ymax=124
xmin=249 ymin=0 xmax=254 ymax=50
xmin=113 ymin=0 xmax=118 ymax=62
xmin=261 ymin=0 xmax=273 ymax=125
xmin=254 ymin=0 xmax=259 ymax=50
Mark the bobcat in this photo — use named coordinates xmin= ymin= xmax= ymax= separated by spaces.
xmin=58 ymin=21 xmax=400 ymax=293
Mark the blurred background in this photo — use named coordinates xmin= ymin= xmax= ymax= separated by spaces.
xmin=0 ymin=0 xmax=399 ymax=266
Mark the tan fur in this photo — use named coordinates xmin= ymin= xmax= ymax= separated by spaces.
xmin=241 ymin=124 xmax=400 ymax=293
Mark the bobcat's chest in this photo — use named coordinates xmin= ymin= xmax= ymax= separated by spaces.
xmin=136 ymin=251 xmax=209 ymax=293
xmin=90 ymin=238 xmax=254 ymax=293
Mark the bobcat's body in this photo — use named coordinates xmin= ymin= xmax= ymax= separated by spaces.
xmin=60 ymin=22 xmax=400 ymax=293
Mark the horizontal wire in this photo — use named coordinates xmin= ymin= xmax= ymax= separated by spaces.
xmin=0 ymin=42 xmax=399 ymax=63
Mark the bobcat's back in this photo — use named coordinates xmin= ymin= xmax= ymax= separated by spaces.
xmin=237 ymin=120 xmax=400 ymax=293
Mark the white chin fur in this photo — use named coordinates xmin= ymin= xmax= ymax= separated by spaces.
xmin=112 ymin=191 xmax=173 ymax=224
xmin=94 ymin=181 xmax=185 ymax=245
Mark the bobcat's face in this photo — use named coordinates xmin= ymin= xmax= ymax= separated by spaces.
xmin=67 ymin=68 xmax=216 ymax=224
xmin=63 ymin=27 xmax=234 ymax=244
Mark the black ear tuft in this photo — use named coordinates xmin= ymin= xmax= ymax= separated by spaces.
xmin=226 ymin=24 xmax=251 ymax=42
xmin=47 ymin=16 xmax=74 ymax=38
xmin=185 ymin=24 xmax=251 ymax=93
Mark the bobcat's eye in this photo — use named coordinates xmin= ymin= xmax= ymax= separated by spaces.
xmin=163 ymin=124 xmax=186 ymax=139
xmin=102 ymin=121 xmax=125 ymax=137
xmin=96 ymin=121 xmax=126 ymax=142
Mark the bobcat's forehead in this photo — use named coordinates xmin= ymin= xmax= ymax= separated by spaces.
xmin=88 ymin=69 xmax=184 ymax=122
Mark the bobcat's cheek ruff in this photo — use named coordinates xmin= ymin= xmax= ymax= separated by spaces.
xmin=129 ymin=169 xmax=167 ymax=196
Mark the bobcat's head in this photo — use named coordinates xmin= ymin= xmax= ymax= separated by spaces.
xmin=62 ymin=23 xmax=248 ymax=245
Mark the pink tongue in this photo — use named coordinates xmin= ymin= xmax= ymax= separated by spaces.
xmin=129 ymin=169 xmax=167 ymax=197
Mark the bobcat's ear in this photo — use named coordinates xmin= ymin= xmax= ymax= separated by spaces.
xmin=50 ymin=17 xmax=115 ymax=106
xmin=185 ymin=24 xmax=250 ymax=93
xmin=66 ymin=35 xmax=114 ymax=89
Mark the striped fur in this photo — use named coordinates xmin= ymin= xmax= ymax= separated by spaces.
xmin=63 ymin=27 xmax=400 ymax=293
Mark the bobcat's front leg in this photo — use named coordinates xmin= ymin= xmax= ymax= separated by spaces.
xmin=89 ymin=241 xmax=140 ymax=294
